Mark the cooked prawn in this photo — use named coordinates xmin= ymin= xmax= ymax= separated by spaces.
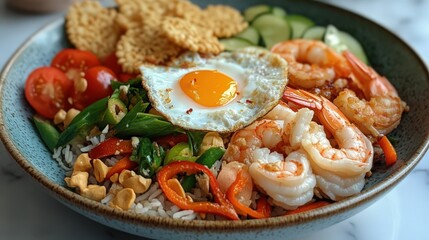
xmin=223 ymin=102 xmax=314 ymax=164
xmin=217 ymin=162 xmax=253 ymax=207
xmin=333 ymin=51 xmax=408 ymax=137
xmin=248 ymin=149 xmax=316 ymax=210
xmin=271 ymin=39 xmax=351 ymax=89
xmin=222 ymin=104 xmax=316 ymax=209
xmin=283 ymin=87 xmax=373 ymax=201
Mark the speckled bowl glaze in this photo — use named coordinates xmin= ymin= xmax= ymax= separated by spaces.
xmin=1 ymin=0 xmax=428 ymax=239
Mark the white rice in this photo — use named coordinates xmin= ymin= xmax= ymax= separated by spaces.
xmin=53 ymin=125 xmax=202 ymax=220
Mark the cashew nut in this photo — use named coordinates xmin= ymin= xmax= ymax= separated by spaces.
xmin=198 ymin=132 xmax=224 ymax=155
xmin=166 ymin=178 xmax=186 ymax=198
xmin=64 ymin=171 xmax=89 ymax=191
xmin=109 ymin=173 xmax=119 ymax=183
xmin=122 ymin=175 xmax=152 ymax=194
xmin=81 ymin=185 xmax=107 ymax=201
xmin=92 ymin=159 xmax=110 ymax=182
xmin=64 ymin=108 xmax=81 ymax=128
xmin=118 ymin=170 xmax=136 ymax=184
xmin=109 ymin=188 xmax=136 ymax=211
xmin=53 ymin=109 xmax=67 ymax=125
xmin=73 ymin=153 xmax=92 ymax=173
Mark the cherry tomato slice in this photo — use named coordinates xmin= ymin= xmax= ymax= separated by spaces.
xmin=24 ymin=67 xmax=72 ymax=119
xmin=118 ymin=73 xmax=139 ymax=82
xmin=102 ymin=53 xmax=138 ymax=83
xmin=51 ymin=49 xmax=100 ymax=82
xmin=71 ymin=66 xmax=116 ymax=110
xmin=102 ymin=53 xmax=122 ymax=76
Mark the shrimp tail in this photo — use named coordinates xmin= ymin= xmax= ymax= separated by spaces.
xmin=343 ymin=50 xmax=398 ymax=98
xmin=283 ymin=87 xmax=349 ymax=133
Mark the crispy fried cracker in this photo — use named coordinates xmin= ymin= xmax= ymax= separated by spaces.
xmin=203 ymin=5 xmax=248 ymax=38
xmin=66 ymin=1 xmax=122 ymax=59
xmin=162 ymin=17 xmax=224 ymax=54
xmin=116 ymin=23 xmax=183 ymax=73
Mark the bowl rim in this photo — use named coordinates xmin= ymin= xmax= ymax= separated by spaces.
xmin=1 ymin=0 xmax=429 ymax=233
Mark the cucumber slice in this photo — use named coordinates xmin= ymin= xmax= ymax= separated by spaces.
xmin=220 ymin=38 xmax=255 ymax=51
xmin=271 ymin=7 xmax=287 ymax=17
xmin=251 ymin=14 xmax=291 ymax=49
xmin=338 ymin=31 xmax=369 ymax=64
xmin=302 ymin=26 xmax=326 ymax=40
xmin=243 ymin=5 xmax=271 ymax=22
xmin=324 ymin=25 xmax=347 ymax=52
xmin=286 ymin=15 xmax=315 ymax=39
xmin=235 ymin=26 xmax=260 ymax=45
xmin=324 ymin=25 xmax=368 ymax=64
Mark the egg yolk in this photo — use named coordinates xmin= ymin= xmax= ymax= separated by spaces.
xmin=179 ymin=70 xmax=238 ymax=107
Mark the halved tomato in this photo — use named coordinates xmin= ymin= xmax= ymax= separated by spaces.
xmin=71 ymin=66 xmax=116 ymax=110
xmin=51 ymin=49 xmax=100 ymax=82
xmin=102 ymin=53 xmax=138 ymax=82
xmin=102 ymin=53 xmax=122 ymax=76
xmin=24 ymin=67 xmax=72 ymax=119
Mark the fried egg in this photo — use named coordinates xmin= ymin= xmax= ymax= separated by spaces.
xmin=140 ymin=47 xmax=288 ymax=133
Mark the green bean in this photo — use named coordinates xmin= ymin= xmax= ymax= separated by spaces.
xmin=181 ymin=147 xmax=225 ymax=192
xmin=33 ymin=116 xmax=60 ymax=153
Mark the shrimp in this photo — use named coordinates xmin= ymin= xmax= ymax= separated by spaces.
xmin=222 ymin=103 xmax=317 ymax=209
xmin=223 ymin=102 xmax=314 ymax=164
xmin=217 ymin=162 xmax=253 ymax=207
xmin=283 ymin=87 xmax=373 ymax=201
xmin=248 ymin=149 xmax=316 ymax=210
xmin=271 ymin=40 xmax=351 ymax=89
xmin=333 ymin=51 xmax=408 ymax=137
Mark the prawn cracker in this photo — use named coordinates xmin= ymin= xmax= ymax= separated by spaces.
xmin=161 ymin=17 xmax=224 ymax=54
xmin=115 ymin=0 xmax=183 ymax=30
xmin=203 ymin=5 xmax=248 ymax=38
xmin=66 ymin=1 xmax=122 ymax=59
xmin=172 ymin=2 xmax=247 ymax=38
xmin=116 ymin=24 xmax=183 ymax=73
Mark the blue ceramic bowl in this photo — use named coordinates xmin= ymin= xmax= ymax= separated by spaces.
xmin=1 ymin=0 xmax=428 ymax=239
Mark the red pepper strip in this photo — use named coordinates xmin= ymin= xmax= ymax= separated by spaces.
xmin=153 ymin=134 xmax=188 ymax=148
xmin=105 ymin=155 xmax=137 ymax=180
xmin=157 ymin=161 xmax=239 ymax=220
xmin=284 ymin=201 xmax=330 ymax=215
xmin=88 ymin=137 xmax=133 ymax=159
xmin=226 ymin=169 xmax=271 ymax=219
xmin=378 ymin=136 xmax=397 ymax=166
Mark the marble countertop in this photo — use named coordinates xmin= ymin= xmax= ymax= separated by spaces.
xmin=0 ymin=0 xmax=428 ymax=239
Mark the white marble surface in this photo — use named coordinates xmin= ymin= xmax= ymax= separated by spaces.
xmin=0 ymin=0 xmax=428 ymax=239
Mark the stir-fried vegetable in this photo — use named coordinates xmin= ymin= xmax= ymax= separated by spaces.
xmin=131 ymin=137 xmax=166 ymax=178
xmin=56 ymin=97 xmax=108 ymax=147
xmin=105 ymin=155 xmax=137 ymax=181
xmin=164 ymin=142 xmax=195 ymax=165
xmin=158 ymin=161 xmax=239 ymax=220
xmin=88 ymin=137 xmax=133 ymax=159
xmin=33 ymin=116 xmax=60 ymax=153
xmin=284 ymin=201 xmax=330 ymax=215
xmin=181 ymin=147 xmax=225 ymax=192
xmin=226 ymin=169 xmax=271 ymax=219
xmin=378 ymin=136 xmax=397 ymax=166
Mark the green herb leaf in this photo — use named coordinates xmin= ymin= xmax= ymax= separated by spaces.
xmin=132 ymin=138 xmax=166 ymax=177
xmin=186 ymin=131 xmax=206 ymax=156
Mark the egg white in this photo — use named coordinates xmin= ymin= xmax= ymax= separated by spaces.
xmin=140 ymin=47 xmax=288 ymax=133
